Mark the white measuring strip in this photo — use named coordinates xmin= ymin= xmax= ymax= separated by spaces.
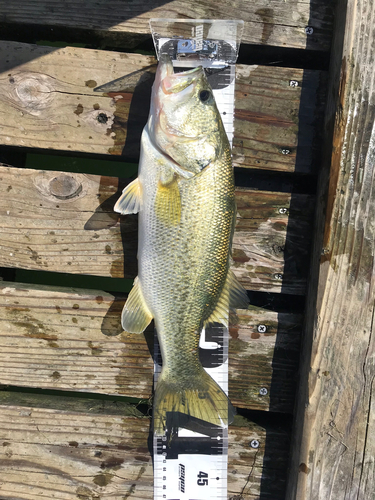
xmin=153 ymin=34 xmax=236 ymax=500
xmin=211 ymin=66 xmax=236 ymax=148
xmin=153 ymin=325 xmax=229 ymax=500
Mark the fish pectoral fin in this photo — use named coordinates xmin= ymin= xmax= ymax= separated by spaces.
xmin=121 ymin=277 xmax=153 ymax=333
xmin=155 ymin=174 xmax=181 ymax=225
xmin=114 ymin=178 xmax=142 ymax=214
xmin=204 ymin=270 xmax=249 ymax=328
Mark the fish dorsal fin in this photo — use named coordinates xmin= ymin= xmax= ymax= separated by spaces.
xmin=155 ymin=174 xmax=181 ymax=226
xmin=204 ymin=270 xmax=249 ymax=327
xmin=121 ymin=277 xmax=153 ymax=333
xmin=114 ymin=178 xmax=142 ymax=214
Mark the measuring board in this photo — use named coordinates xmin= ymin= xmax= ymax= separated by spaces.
xmin=153 ymin=323 xmax=230 ymax=500
xmin=150 ymin=19 xmax=243 ymax=500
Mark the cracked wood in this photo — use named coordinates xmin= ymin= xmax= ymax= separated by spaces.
xmin=287 ymin=0 xmax=375 ymax=497
xmin=0 ymin=0 xmax=334 ymax=50
xmin=0 ymin=392 xmax=290 ymax=499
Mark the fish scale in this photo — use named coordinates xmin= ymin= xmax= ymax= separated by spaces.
xmin=143 ymin=173 xmax=232 ymax=352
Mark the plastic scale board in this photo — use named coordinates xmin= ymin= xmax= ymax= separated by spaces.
xmin=150 ymin=19 xmax=243 ymax=500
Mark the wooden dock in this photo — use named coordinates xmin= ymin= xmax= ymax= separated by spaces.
xmin=0 ymin=0 xmax=371 ymax=498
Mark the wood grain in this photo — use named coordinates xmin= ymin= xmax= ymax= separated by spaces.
xmin=287 ymin=0 xmax=375 ymax=497
xmin=0 ymin=166 xmax=314 ymax=295
xmin=0 ymin=282 xmax=301 ymax=413
xmin=0 ymin=41 xmax=326 ymax=173
xmin=0 ymin=42 xmax=155 ymax=157
xmin=0 ymin=392 xmax=290 ymax=500
xmin=0 ymin=0 xmax=334 ymax=51
xmin=233 ymin=65 xmax=327 ymax=174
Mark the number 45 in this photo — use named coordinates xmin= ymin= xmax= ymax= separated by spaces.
xmin=197 ymin=471 xmax=208 ymax=486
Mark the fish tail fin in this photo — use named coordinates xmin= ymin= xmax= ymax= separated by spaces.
xmin=153 ymin=369 xmax=235 ymax=435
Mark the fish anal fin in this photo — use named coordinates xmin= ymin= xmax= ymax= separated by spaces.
xmin=228 ymin=270 xmax=249 ymax=310
xmin=155 ymin=174 xmax=181 ymax=226
xmin=121 ymin=277 xmax=153 ymax=333
xmin=204 ymin=270 xmax=249 ymax=328
xmin=114 ymin=178 xmax=142 ymax=214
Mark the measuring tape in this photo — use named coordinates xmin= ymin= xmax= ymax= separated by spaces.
xmin=150 ymin=19 xmax=243 ymax=500
xmin=153 ymin=324 xmax=229 ymax=500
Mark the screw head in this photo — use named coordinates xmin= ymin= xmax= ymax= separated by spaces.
xmin=305 ymin=26 xmax=314 ymax=35
xmin=278 ymin=207 xmax=288 ymax=214
xmin=259 ymin=387 xmax=268 ymax=396
xmin=274 ymin=273 xmax=283 ymax=280
xmin=250 ymin=439 xmax=260 ymax=449
xmin=281 ymin=148 xmax=291 ymax=155
xmin=97 ymin=112 xmax=108 ymax=124
xmin=289 ymin=80 xmax=299 ymax=87
xmin=257 ymin=324 xmax=267 ymax=333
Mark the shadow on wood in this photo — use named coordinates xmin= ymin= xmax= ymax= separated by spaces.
xmin=259 ymin=17 xmax=329 ymax=496
xmin=84 ymin=175 xmax=138 ymax=278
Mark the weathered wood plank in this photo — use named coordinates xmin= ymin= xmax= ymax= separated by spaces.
xmin=229 ymin=306 xmax=301 ymax=412
xmin=233 ymin=66 xmax=327 ymax=174
xmin=0 ymin=166 xmax=314 ymax=294
xmin=0 ymin=392 xmax=290 ymax=499
xmin=0 ymin=0 xmax=334 ymax=51
xmin=287 ymin=0 xmax=375 ymax=497
xmin=0 ymin=282 xmax=301 ymax=413
xmin=234 ymin=188 xmax=314 ymax=294
xmin=0 ymin=42 xmax=155 ymax=158
xmin=0 ymin=41 xmax=326 ymax=174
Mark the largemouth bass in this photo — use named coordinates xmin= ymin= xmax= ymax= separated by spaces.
xmin=114 ymin=54 xmax=248 ymax=435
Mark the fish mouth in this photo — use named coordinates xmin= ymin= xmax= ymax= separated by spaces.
xmin=157 ymin=53 xmax=204 ymax=94
xmin=150 ymin=54 xmax=203 ymax=127
xmin=150 ymin=54 xmax=209 ymax=175
xmin=154 ymin=54 xmax=206 ymax=141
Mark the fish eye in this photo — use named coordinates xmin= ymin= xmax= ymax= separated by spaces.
xmin=199 ymin=90 xmax=211 ymax=103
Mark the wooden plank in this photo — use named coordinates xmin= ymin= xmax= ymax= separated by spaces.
xmin=0 ymin=166 xmax=314 ymax=295
xmin=234 ymin=188 xmax=314 ymax=294
xmin=233 ymin=66 xmax=327 ymax=174
xmin=0 ymin=0 xmax=334 ymax=51
xmin=0 ymin=41 xmax=326 ymax=174
xmin=287 ymin=0 xmax=375 ymax=497
xmin=0 ymin=42 xmax=156 ymax=158
xmin=0 ymin=282 xmax=301 ymax=413
xmin=0 ymin=392 xmax=290 ymax=499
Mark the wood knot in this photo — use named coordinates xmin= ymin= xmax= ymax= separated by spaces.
xmin=49 ymin=174 xmax=82 ymax=200
xmin=33 ymin=171 xmax=87 ymax=203
xmin=9 ymin=72 xmax=55 ymax=116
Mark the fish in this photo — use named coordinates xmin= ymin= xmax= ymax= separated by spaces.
xmin=114 ymin=53 xmax=248 ymax=435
